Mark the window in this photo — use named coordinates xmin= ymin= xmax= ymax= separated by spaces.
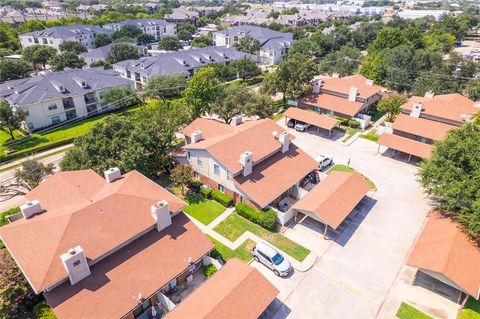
xmin=49 ymin=39 xmax=53 ymax=44
xmin=51 ymin=115 xmax=61 ymax=125
xmin=213 ymin=163 xmax=220 ymax=176
xmin=28 ymin=38 xmax=32 ymax=43
xmin=218 ymin=184 xmax=225 ymax=192
xmin=48 ymin=104 xmax=57 ymax=111
xmin=197 ymin=155 xmax=202 ymax=166
xmin=187 ymin=151 xmax=191 ymax=160
xmin=194 ymin=171 xmax=199 ymax=179
xmin=26 ymin=122 xmax=34 ymax=130
xmin=227 ymin=171 xmax=233 ymax=180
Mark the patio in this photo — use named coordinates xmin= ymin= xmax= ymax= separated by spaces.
xmin=164 ymin=268 xmax=207 ymax=305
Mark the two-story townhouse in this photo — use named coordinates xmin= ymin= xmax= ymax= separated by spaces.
xmin=377 ymin=93 xmax=479 ymax=160
xmin=19 ymin=25 xmax=113 ymax=50
xmin=1 ymin=68 xmax=134 ymax=132
xmin=102 ymin=19 xmax=176 ymax=41
xmin=113 ymin=46 xmax=253 ymax=89
xmin=213 ymin=25 xmax=293 ymax=65
xmin=297 ymin=75 xmax=383 ymax=120
xmin=181 ymin=118 xmax=318 ymax=210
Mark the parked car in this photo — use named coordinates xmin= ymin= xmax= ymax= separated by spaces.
xmin=315 ymin=155 xmax=333 ymax=171
xmin=295 ymin=121 xmax=310 ymax=132
xmin=287 ymin=119 xmax=296 ymax=128
xmin=252 ymin=242 xmax=293 ymax=277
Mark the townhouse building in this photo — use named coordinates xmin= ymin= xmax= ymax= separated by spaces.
xmin=19 ymin=25 xmax=112 ymax=50
xmin=213 ymin=25 xmax=293 ymax=65
xmin=1 ymin=68 xmax=134 ymax=132
xmin=102 ymin=19 xmax=176 ymax=41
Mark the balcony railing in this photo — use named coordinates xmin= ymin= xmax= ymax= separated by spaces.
xmin=84 ymin=95 xmax=98 ymax=105
xmin=62 ymin=100 xmax=75 ymax=110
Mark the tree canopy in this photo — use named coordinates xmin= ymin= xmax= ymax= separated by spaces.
xmin=234 ymin=35 xmax=261 ymax=54
xmin=50 ymin=51 xmax=86 ymax=71
xmin=157 ymin=36 xmax=182 ymax=51
xmin=183 ymin=66 xmax=221 ymax=119
xmin=144 ymin=74 xmax=187 ymax=100
xmin=59 ymin=41 xmax=88 ymax=54
xmin=0 ymin=60 xmax=31 ymax=83
xmin=22 ymin=45 xmax=57 ymax=70
xmin=0 ymin=100 xmax=26 ymax=140
xmin=106 ymin=43 xmax=139 ymax=63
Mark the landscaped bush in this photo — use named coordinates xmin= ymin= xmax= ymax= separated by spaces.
xmin=188 ymin=179 xmax=202 ymax=191
xmin=335 ymin=116 xmax=349 ymax=126
xmin=33 ymin=301 xmax=57 ymax=319
xmin=203 ymin=263 xmax=217 ymax=278
xmin=235 ymin=203 xmax=276 ymax=230
xmin=0 ymin=207 xmax=20 ymax=249
xmin=348 ymin=119 xmax=360 ymax=128
xmin=211 ymin=190 xmax=233 ymax=207
xmin=200 ymin=188 xmax=212 ymax=199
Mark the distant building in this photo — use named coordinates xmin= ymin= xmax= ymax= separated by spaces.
xmin=102 ymin=19 xmax=176 ymax=41
xmin=19 ymin=25 xmax=112 ymax=50
xmin=81 ymin=42 xmax=147 ymax=67
xmin=165 ymin=7 xmax=200 ymax=22
xmin=213 ymin=25 xmax=292 ymax=65
xmin=1 ymin=68 xmax=134 ymax=132
xmin=397 ymin=9 xmax=452 ymax=20
xmin=113 ymin=46 xmax=253 ymax=89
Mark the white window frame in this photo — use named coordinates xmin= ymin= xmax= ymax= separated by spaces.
xmin=213 ymin=163 xmax=220 ymax=176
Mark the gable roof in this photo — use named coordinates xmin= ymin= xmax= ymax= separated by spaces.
xmin=299 ymin=92 xmax=364 ymax=117
xmin=0 ymin=169 xmax=186 ymax=293
xmin=393 ymin=113 xmax=455 ymax=141
xmin=293 ymin=171 xmax=370 ymax=229
xmin=21 ymin=25 xmax=111 ymax=38
xmin=166 ymin=258 xmax=279 ymax=319
xmin=319 ymin=75 xmax=382 ymax=99
xmin=407 ymin=211 xmax=480 ymax=298
xmin=215 ymin=25 xmax=293 ymax=49
xmin=103 ymin=18 xmax=171 ymax=30
xmin=377 ymin=133 xmax=433 ymax=159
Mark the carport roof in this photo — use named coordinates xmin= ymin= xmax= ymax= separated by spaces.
xmin=293 ymin=171 xmax=370 ymax=230
xmin=377 ymin=133 xmax=433 ymax=159
xmin=284 ymin=107 xmax=340 ymax=131
xmin=393 ymin=113 xmax=455 ymax=141
xmin=407 ymin=211 xmax=480 ymax=299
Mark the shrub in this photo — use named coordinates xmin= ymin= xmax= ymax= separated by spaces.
xmin=188 ymin=179 xmax=202 ymax=191
xmin=235 ymin=203 xmax=277 ymax=230
xmin=200 ymin=188 xmax=212 ymax=199
xmin=0 ymin=206 xmax=20 ymax=249
xmin=203 ymin=263 xmax=217 ymax=278
xmin=335 ymin=116 xmax=349 ymax=125
xmin=348 ymin=120 xmax=360 ymax=128
xmin=211 ymin=190 xmax=233 ymax=207
xmin=33 ymin=301 xmax=57 ymax=319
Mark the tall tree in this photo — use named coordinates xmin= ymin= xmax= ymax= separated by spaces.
xmin=94 ymin=33 xmax=112 ymax=48
xmin=229 ymin=57 xmax=260 ymax=80
xmin=183 ymin=66 xmax=221 ymax=119
xmin=244 ymin=92 xmax=275 ymax=119
xmin=191 ymin=35 xmax=213 ymax=48
xmin=157 ymin=36 xmax=182 ymax=51
xmin=59 ymin=41 xmax=88 ymax=54
xmin=0 ymin=22 xmax=20 ymax=51
xmin=234 ymin=35 xmax=261 ymax=54
xmin=171 ymin=165 xmax=193 ymax=195
xmin=136 ymin=33 xmax=156 ymax=45
xmin=377 ymin=94 xmax=406 ymax=122
xmin=0 ymin=100 xmax=26 ymax=140
xmin=102 ymin=86 xmax=140 ymax=110
xmin=106 ymin=43 xmax=139 ymax=63
xmin=50 ymin=51 xmax=86 ymax=71
xmin=112 ymin=25 xmax=143 ymax=40
xmin=318 ymin=45 xmax=360 ymax=77
xmin=211 ymin=82 xmax=251 ymax=124
xmin=0 ymin=60 xmax=31 ymax=83
xmin=144 ymin=74 xmax=187 ymax=100
xmin=466 ymin=78 xmax=480 ymax=101
xmin=22 ymin=45 xmax=56 ymax=70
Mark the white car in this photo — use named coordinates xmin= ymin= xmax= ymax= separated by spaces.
xmin=315 ymin=155 xmax=333 ymax=171
xmin=252 ymin=242 xmax=293 ymax=277
xmin=295 ymin=121 xmax=310 ymax=132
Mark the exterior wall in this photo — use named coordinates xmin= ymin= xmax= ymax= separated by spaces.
xmin=20 ymin=33 xmax=97 ymax=50
xmin=187 ymin=148 xmax=236 ymax=191
xmin=392 ymin=129 xmax=434 ymax=144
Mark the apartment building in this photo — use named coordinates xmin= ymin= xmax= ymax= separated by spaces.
xmin=81 ymin=42 xmax=147 ymax=67
xmin=1 ymin=68 xmax=134 ymax=132
xmin=102 ymin=19 xmax=176 ymax=41
xmin=181 ymin=118 xmax=318 ymax=209
xmin=165 ymin=7 xmax=200 ymax=23
xmin=113 ymin=46 xmax=252 ymax=89
xmin=297 ymin=75 xmax=383 ymax=122
xmin=213 ymin=25 xmax=293 ymax=65
xmin=19 ymin=25 xmax=112 ymax=49
xmin=377 ymin=93 xmax=479 ymax=160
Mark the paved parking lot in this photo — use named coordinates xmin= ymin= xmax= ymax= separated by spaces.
xmin=253 ymin=123 xmax=441 ymax=319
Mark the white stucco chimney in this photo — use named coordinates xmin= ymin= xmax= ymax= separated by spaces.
xmin=104 ymin=167 xmax=121 ymax=183
xmin=348 ymin=86 xmax=358 ymax=102
xmin=231 ymin=116 xmax=243 ymax=126
xmin=313 ymin=79 xmax=322 ymax=93
xmin=410 ymin=102 xmax=423 ymax=118
xmin=190 ymin=131 xmax=203 ymax=143
xmin=20 ymin=200 xmax=43 ymax=219
xmin=424 ymin=91 xmax=435 ymax=99
xmin=60 ymin=246 xmax=91 ymax=285
xmin=365 ymin=79 xmax=374 ymax=86
xmin=151 ymin=200 xmax=172 ymax=232
xmin=278 ymin=131 xmax=290 ymax=153
xmin=239 ymin=151 xmax=253 ymax=177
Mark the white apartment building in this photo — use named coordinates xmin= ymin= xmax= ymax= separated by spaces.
xmin=102 ymin=19 xmax=176 ymax=41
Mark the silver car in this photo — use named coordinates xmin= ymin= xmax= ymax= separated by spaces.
xmin=252 ymin=242 xmax=293 ymax=277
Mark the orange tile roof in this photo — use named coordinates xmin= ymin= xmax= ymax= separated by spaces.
xmin=393 ymin=113 xmax=456 ymax=141
xmin=0 ymin=169 xmax=187 ymax=293
xmin=407 ymin=211 xmax=480 ymax=298
xmin=166 ymin=258 xmax=279 ymax=319
xmin=319 ymin=75 xmax=382 ymax=99
xmin=377 ymin=133 xmax=433 ymax=159
xmin=234 ymin=144 xmax=318 ymax=208
xmin=44 ymin=213 xmax=214 ymax=319
xmin=293 ymin=172 xmax=370 ymax=229
xmin=299 ymin=93 xmax=364 ymax=117
xmin=402 ymin=94 xmax=478 ymax=123
xmin=283 ymin=107 xmax=340 ymax=131
xmin=182 ymin=118 xmax=236 ymax=139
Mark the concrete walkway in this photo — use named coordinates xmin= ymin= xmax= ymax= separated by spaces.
xmin=0 ymin=143 xmax=72 ymax=171
xmin=186 ymin=206 xmax=318 ymax=272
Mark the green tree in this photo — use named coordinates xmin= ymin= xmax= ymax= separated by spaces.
xmin=229 ymin=57 xmax=260 ymax=80
xmin=144 ymin=74 xmax=187 ymax=100
xmin=106 ymin=43 xmax=139 ymax=63
xmin=183 ymin=66 xmax=221 ymax=119
xmin=0 ymin=60 xmax=31 ymax=83
xmin=0 ymin=100 xmax=26 ymax=140
xmin=16 ymin=20 xmax=45 ymax=34
xmin=176 ymin=29 xmax=192 ymax=41
xmin=90 ymin=60 xmax=112 ymax=69
xmin=191 ymin=35 xmax=213 ymax=48
xmin=211 ymin=82 xmax=251 ymax=124
xmin=50 ymin=51 xmax=86 ymax=71
xmin=102 ymin=86 xmax=140 ymax=109
xmin=244 ymin=92 xmax=275 ymax=119
xmin=423 ymin=31 xmax=456 ymax=53
xmin=377 ymin=94 xmax=406 ymax=122
xmin=22 ymin=45 xmax=57 ymax=70
xmin=136 ymin=33 xmax=156 ymax=45
xmin=94 ymin=33 xmax=112 ymax=48
xmin=367 ymin=27 xmax=407 ymax=54
xmin=0 ymin=250 xmax=29 ymax=318
xmin=157 ymin=36 xmax=182 ymax=51
xmin=234 ymin=35 xmax=261 ymax=54
xmin=419 ymin=123 xmax=480 ymax=241
xmin=171 ymin=164 xmax=193 ymax=195
xmin=318 ymin=45 xmax=360 ymax=77
xmin=0 ymin=22 xmax=20 ymax=51
xmin=59 ymin=41 xmax=87 ymax=54
xmin=112 ymin=24 xmax=143 ymax=40
xmin=466 ymin=78 xmax=480 ymax=101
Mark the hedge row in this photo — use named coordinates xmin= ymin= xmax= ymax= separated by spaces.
xmin=200 ymin=188 xmax=212 ymax=199
xmin=334 ymin=116 xmax=360 ymax=129
xmin=235 ymin=203 xmax=276 ymax=230
xmin=211 ymin=190 xmax=233 ymax=207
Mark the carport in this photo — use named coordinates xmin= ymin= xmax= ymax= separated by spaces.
xmin=283 ymin=107 xmax=340 ymax=137
xmin=292 ymin=171 xmax=370 ymax=238
xmin=376 ymin=133 xmax=432 ymax=161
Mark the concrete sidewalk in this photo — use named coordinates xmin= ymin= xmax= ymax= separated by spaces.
xmin=0 ymin=143 xmax=72 ymax=171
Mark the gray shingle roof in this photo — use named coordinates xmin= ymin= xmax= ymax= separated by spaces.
xmin=215 ymin=25 xmax=293 ymax=50
xmin=4 ymin=68 xmax=133 ymax=107
xmin=21 ymin=25 xmax=112 ymax=38
xmin=80 ymin=42 xmax=138 ymax=61
xmin=114 ymin=46 xmax=253 ymax=78
xmin=103 ymin=19 xmax=171 ymax=30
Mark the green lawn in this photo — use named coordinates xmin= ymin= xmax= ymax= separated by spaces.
xmin=458 ymin=297 xmax=480 ymax=319
xmin=213 ymin=213 xmax=310 ymax=262
xmin=327 ymin=164 xmax=377 ymax=190
xmin=396 ymin=302 xmax=433 ymax=319
xmin=183 ymin=200 xmax=226 ymax=225
xmin=207 ymin=235 xmax=256 ymax=262
xmin=359 ymin=130 xmax=380 ymax=142
xmin=272 ymin=113 xmax=284 ymax=121
xmin=339 ymin=126 xmax=361 ymax=142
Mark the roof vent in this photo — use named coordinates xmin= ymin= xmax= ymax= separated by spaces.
xmin=231 ymin=115 xmax=243 ymax=126
xmin=60 ymin=245 xmax=91 ymax=285
xmin=104 ymin=167 xmax=121 ymax=183
xmin=239 ymin=151 xmax=253 ymax=177
xmin=20 ymin=200 xmax=43 ymax=219
xmin=410 ymin=102 xmax=423 ymax=118
xmin=150 ymin=200 xmax=172 ymax=232
xmin=365 ymin=79 xmax=374 ymax=86
xmin=424 ymin=91 xmax=435 ymax=99
xmin=190 ymin=131 xmax=203 ymax=143
xmin=272 ymin=130 xmax=278 ymax=138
